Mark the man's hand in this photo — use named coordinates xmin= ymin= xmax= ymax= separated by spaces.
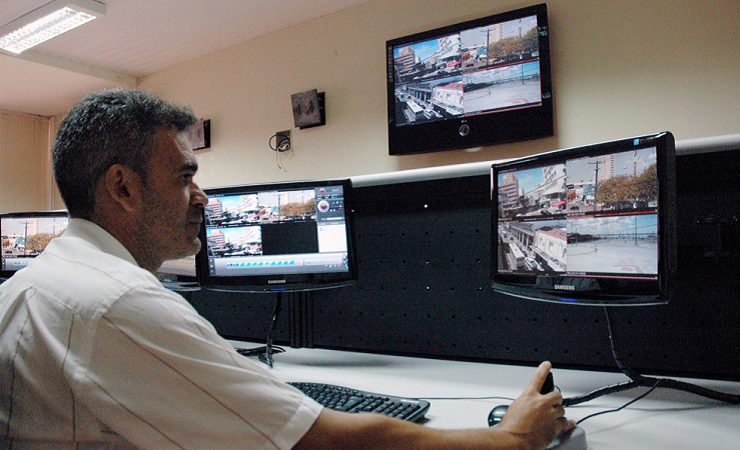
xmin=498 ymin=361 xmax=576 ymax=448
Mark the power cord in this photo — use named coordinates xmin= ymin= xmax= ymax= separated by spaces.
xmin=236 ymin=346 xmax=285 ymax=357
xmin=563 ymin=306 xmax=740 ymax=407
xmin=575 ymin=379 xmax=662 ymax=425
xmin=268 ymin=132 xmax=291 ymax=152
xmin=268 ymin=132 xmax=290 ymax=171
xmin=231 ymin=292 xmax=285 ymax=367
xmin=259 ymin=292 xmax=283 ymax=368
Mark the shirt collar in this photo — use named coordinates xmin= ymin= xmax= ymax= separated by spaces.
xmin=63 ymin=218 xmax=139 ymax=267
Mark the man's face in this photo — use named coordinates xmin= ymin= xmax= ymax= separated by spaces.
xmin=139 ymin=128 xmax=207 ymax=266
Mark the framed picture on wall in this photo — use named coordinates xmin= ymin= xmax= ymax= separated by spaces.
xmin=188 ymin=118 xmax=211 ymax=150
xmin=291 ymin=89 xmax=325 ymax=129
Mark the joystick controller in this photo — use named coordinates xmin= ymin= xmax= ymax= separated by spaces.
xmin=487 ymin=371 xmax=587 ymax=449
xmin=488 ymin=373 xmax=554 ymax=426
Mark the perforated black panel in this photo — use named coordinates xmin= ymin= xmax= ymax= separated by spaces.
xmin=189 ymin=147 xmax=740 ymax=380
xmin=310 ymin=176 xmax=617 ymax=368
xmin=186 ymin=290 xmax=292 ymax=344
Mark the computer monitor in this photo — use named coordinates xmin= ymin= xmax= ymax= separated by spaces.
xmin=491 ymin=132 xmax=677 ymax=305
xmin=1 ymin=211 xmax=70 ymax=279
xmin=197 ymin=179 xmax=356 ymax=292
xmin=386 ymin=3 xmax=553 ymax=155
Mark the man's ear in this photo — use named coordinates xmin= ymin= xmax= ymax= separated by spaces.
xmin=102 ymin=164 xmax=143 ymax=212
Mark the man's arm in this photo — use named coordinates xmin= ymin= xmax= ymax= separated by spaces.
xmin=294 ymin=362 xmax=575 ymax=450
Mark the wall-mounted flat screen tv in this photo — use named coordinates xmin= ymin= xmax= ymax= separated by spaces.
xmin=386 ymin=3 xmax=552 ymax=155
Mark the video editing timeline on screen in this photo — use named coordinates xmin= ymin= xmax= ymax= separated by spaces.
xmin=204 ymin=184 xmax=350 ymax=280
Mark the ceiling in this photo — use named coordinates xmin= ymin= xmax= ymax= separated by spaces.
xmin=0 ymin=0 xmax=371 ymax=117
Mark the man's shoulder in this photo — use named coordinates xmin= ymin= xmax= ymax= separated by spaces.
xmin=5 ymin=234 xmax=168 ymax=317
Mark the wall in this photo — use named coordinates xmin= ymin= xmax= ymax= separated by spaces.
xmin=2 ymin=0 xmax=739 ymax=214
xmin=0 ymin=111 xmax=52 ymax=212
xmin=49 ymin=116 xmax=65 ymax=211
xmin=139 ymin=0 xmax=740 ymax=190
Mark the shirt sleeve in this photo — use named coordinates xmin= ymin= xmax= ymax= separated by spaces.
xmin=69 ymin=285 xmax=322 ymax=450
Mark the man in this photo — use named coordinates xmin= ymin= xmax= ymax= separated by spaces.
xmin=0 ymin=88 xmax=573 ymax=448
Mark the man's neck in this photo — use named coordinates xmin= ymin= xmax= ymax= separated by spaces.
xmin=90 ymin=213 xmax=160 ymax=273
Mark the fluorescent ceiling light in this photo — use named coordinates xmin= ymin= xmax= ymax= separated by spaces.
xmin=0 ymin=0 xmax=106 ymax=54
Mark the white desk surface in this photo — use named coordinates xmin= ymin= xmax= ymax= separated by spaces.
xmin=232 ymin=342 xmax=740 ymax=450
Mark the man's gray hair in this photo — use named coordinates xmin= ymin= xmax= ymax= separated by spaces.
xmin=52 ymin=88 xmax=196 ymax=218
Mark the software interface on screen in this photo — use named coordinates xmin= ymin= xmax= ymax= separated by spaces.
xmin=495 ymin=146 xmax=660 ymax=281
xmin=391 ymin=13 xmax=543 ymax=127
xmin=1 ymin=214 xmax=70 ymax=273
xmin=204 ymin=184 xmax=350 ymax=279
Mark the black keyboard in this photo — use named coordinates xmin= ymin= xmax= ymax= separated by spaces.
xmin=288 ymin=382 xmax=430 ymax=422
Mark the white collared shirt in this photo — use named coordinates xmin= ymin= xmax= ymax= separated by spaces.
xmin=0 ymin=218 xmax=322 ymax=449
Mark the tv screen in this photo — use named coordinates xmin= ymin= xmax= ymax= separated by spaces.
xmin=386 ymin=3 xmax=552 ymax=155
xmin=197 ymin=179 xmax=356 ymax=292
xmin=1 ymin=211 xmax=69 ymax=279
xmin=491 ymin=132 xmax=677 ymax=305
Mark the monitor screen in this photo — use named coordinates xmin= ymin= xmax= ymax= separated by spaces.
xmin=491 ymin=132 xmax=676 ymax=305
xmin=386 ymin=3 xmax=552 ymax=155
xmin=197 ymin=179 xmax=356 ymax=291
xmin=1 ymin=211 xmax=69 ymax=278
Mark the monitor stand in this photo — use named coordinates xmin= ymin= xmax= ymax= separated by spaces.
xmin=259 ymin=291 xmax=283 ymax=368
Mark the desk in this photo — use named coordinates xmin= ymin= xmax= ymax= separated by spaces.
xmin=232 ymin=342 xmax=740 ymax=449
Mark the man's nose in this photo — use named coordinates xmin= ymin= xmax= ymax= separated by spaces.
xmin=191 ymin=184 xmax=208 ymax=207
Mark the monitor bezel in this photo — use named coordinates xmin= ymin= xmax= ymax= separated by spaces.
xmin=385 ymin=3 xmax=553 ymax=156
xmin=1 ymin=210 xmax=70 ymax=279
xmin=491 ymin=132 xmax=677 ymax=306
xmin=196 ymin=178 xmax=357 ymax=293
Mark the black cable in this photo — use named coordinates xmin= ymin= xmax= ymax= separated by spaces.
xmin=563 ymin=380 xmax=638 ymax=407
xmin=268 ymin=133 xmax=290 ymax=152
xmin=603 ymin=306 xmax=645 ymax=384
xmin=576 ymin=379 xmax=662 ymax=425
xmin=237 ymin=346 xmax=285 ymax=356
xmin=563 ymin=307 xmax=740 ymax=407
xmin=259 ymin=292 xmax=283 ymax=368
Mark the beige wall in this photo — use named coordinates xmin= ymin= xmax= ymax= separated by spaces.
xmin=48 ymin=115 xmax=66 ymax=211
xmin=139 ymin=0 xmax=740 ymax=190
xmin=2 ymin=0 xmax=739 ymax=211
xmin=0 ymin=111 xmax=52 ymax=212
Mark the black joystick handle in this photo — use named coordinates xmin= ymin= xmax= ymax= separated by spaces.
xmin=541 ymin=372 xmax=554 ymax=394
